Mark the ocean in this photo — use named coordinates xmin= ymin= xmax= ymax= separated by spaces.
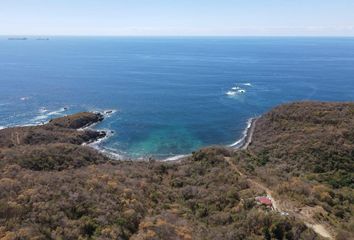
xmin=1 ymin=37 xmax=354 ymax=159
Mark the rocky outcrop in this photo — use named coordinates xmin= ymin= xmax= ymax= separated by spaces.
xmin=48 ymin=112 xmax=104 ymax=129
xmin=0 ymin=112 xmax=106 ymax=148
xmin=0 ymin=112 xmax=108 ymax=171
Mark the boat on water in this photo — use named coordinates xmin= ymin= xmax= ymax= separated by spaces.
xmin=8 ymin=37 xmax=27 ymax=41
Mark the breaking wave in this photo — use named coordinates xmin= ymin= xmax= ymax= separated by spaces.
xmin=229 ymin=118 xmax=253 ymax=148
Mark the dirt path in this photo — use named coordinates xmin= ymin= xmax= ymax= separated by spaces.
xmin=224 ymin=156 xmax=334 ymax=239
xmin=308 ymin=224 xmax=333 ymax=239
xmin=16 ymin=132 xmax=20 ymax=145
xmin=226 ymin=117 xmax=334 ymax=239
xmin=10 ymin=131 xmax=21 ymax=145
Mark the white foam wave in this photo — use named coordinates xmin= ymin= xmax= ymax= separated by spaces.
xmin=98 ymin=148 xmax=124 ymax=160
xmin=32 ymin=115 xmax=48 ymax=121
xmin=243 ymin=83 xmax=252 ymax=86
xmin=92 ymin=129 xmax=113 ymax=145
xmin=226 ymin=83 xmax=248 ymax=97
xmin=20 ymin=97 xmax=30 ymax=101
xmin=90 ymin=109 xmax=118 ymax=117
xmin=84 ymin=129 xmax=126 ymax=159
xmin=229 ymin=118 xmax=253 ymax=148
xmin=89 ymin=144 xmax=125 ymax=160
xmin=101 ymin=109 xmax=118 ymax=118
xmin=33 ymin=107 xmax=50 ymax=121
xmin=14 ymin=123 xmax=38 ymax=127
xmin=47 ymin=107 xmax=67 ymax=116
xmin=226 ymin=91 xmax=237 ymax=96
xmin=30 ymin=107 xmax=68 ymax=124
xmin=163 ymin=154 xmax=191 ymax=162
xmin=39 ymin=107 xmax=48 ymax=114
xmin=226 ymin=88 xmax=246 ymax=96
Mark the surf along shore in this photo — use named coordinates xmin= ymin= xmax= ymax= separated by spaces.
xmin=77 ymin=112 xmax=259 ymax=162
xmin=0 ymin=112 xmax=107 ymax=148
xmin=0 ymin=111 xmax=259 ymax=162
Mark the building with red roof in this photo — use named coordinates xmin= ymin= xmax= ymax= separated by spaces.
xmin=256 ymin=196 xmax=273 ymax=207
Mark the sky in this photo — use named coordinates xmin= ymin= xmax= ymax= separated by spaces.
xmin=1 ymin=0 xmax=354 ymax=36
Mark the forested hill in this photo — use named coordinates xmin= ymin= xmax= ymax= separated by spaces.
xmin=232 ymin=101 xmax=354 ymax=239
xmin=0 ymin=102 xmax=353 ymax=239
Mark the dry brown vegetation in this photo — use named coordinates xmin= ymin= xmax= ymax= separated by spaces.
xmin=0 ymin=112 xmax=106 ymax=148
xmin=0 ymin=146 xmax=318 ymax=240
xmin=231 ymin=102 xmax=354 ymax=239
xmin=2 ymin=102 xmax=352 ymax=239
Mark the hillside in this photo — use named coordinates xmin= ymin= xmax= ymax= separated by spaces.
xmin=0 ymin=102 xmax=353 ymax=239
xmin=231 ymin=102 xmax=354 ymax=239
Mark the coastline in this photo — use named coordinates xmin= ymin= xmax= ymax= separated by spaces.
xmin=160 ymin=117 xmax=259 ymax=162
xmin=228 ymin=117 xmax=258 ymax=150
xmin=0 ymin=112 xmax=107 ymax=151
xmin=1 ymin=101 xmax=350 ymax=239
xmin=73 ymin=113 xmax=260 ymax=162
xmin=0 ymin=111 xmax=259 ymax=162
xmin=82 ymin=110 xmax=125 ymax=160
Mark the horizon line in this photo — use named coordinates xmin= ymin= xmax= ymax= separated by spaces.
xmin=2 ymin=34 xmax=354 ymax=38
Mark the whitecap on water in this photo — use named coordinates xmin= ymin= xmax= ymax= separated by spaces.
xmin=226 ymin=91 xmax=237 ymax=96
xmin=20 ymin=97 xmax=30 ymax=101
xmin=226 ymin=88 xmax=246 ymax=96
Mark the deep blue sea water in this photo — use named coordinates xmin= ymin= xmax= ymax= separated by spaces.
xmin=1 ymin=37 xmax=354 ymax=159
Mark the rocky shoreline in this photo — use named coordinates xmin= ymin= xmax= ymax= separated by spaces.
xmin=0 ymin=112 xmax=110 ymax=171
xmin=0 ymin=111 xmax=259 ymax=164
xmin=0 ymin=112 xmax=262 ymax=162
xmin=0 ymin=112 xmax=107 ymax=148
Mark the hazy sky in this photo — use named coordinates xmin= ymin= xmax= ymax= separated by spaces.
xmin=1 ymin=0 xmax=354 ymax=36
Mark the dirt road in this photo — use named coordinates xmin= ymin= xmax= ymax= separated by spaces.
xmin=224 ymin=155 xmax=334 ymax=239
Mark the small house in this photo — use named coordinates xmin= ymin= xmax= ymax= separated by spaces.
xmin=256 ymin=196 xmax=273 ymax=208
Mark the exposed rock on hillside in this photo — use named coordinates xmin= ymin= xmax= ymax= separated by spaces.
xmin=0 ymin=112 xmax=105 ymax=148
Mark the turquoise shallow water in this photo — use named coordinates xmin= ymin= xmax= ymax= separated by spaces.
xmin=1 ymin=37 xmax=354 ymax=159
